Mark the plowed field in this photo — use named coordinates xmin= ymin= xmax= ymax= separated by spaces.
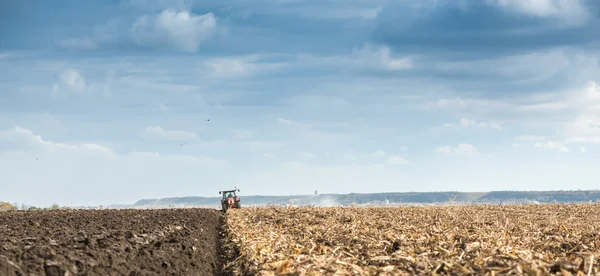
xmin=4 ymin=204 xmax=600 ymax=275
xmin=0 ymin=209 xmax=226 ymax=276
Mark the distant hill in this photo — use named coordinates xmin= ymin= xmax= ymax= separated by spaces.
xmin=131 ymin=190 xmax=600 ymax=208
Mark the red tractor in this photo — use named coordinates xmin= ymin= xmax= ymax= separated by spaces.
xmin=219 ymin=188 xmax=241 ymax=212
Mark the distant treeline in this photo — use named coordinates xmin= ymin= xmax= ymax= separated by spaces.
xmin=133 ymin=190 xmax=600 ymax=207
xmin=0 ymin=202 xmax=64 ymax=211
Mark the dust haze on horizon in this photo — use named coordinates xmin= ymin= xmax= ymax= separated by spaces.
xmin=1 ymin=0 xmax=600 ymax=207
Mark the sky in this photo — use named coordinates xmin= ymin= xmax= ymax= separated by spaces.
xmin=1 ymin=0 xmax=600 ymax=207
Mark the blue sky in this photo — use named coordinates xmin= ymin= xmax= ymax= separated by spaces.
xmin=2 ymin=0 xmax=600 ymax=207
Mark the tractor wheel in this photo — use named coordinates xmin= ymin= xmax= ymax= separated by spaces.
xmin=221 ymin=203 xmax=228 ymax=212
xmin=234 ymin=202 xmax=241 ymax=208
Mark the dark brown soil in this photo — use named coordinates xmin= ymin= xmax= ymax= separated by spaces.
xmin=0 ymin=208 xmax=228 ymax=276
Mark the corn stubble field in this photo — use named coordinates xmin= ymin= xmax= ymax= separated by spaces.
xmin=1 ymin=204 xmax=600 ymax=275
xmin=224 ymin=204 xmax=600 ymax=275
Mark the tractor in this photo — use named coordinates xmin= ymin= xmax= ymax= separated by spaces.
xmin=219 ymin=188 xmax=241 ymax=212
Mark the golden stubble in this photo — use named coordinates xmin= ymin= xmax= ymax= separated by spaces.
xmin=223 ymin=204 xmax=600 ymax=276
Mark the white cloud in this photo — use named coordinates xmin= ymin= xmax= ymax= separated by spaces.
xmin=372 ymin=149 xmax=409 ymax=165
xmin=276 ymin=117 xmax=347 ymax=142
xmin=277 ymin=118 xmax=297 ymax=125
xmin=425 ymin=49 xmax=600 ymax=116
xmin=440 ymin=82 xmax=600 ymax=148
xmin=52 ymin=68 xmax=88 ymax=95
xmin=566 ymin=81 xmax=600 ymax=113
xmin=58 ymin=9 xmax=219 ymax=52
xmin=237 ymin=1 xmax=384 ymax=21
xmin=0 ymin=126 xmax=114 ymax=156
xmin=351 ymin=44 xmax=413 ymax=71
xmin=342 ymin=153 xmax=357 ymax=160
xmin=204 ymin=57 xmax=255 ymax=77
xmin=567 ymin=136 xmax=600 ymax=144
xmin=444 ymin=118 xmax=502 ymax=129
xmin=385 ymin=155 xmax=409 ymax=165
xmin=425 ymin=76 xmax=600 ymax=127
xmin=0 ymin=51 xmax=32 ymax=59
xmin=490 ymin=0 xmax=588 ymax=25
xmin=428 ymin=94 xmax=564 ymax=115
xmin=515 ymin=135 xmax=546 ymax=141
xmin=294 ymin=50 xmax=414 ymax=73
xmin=534 ymin=141 xmax=570 ymax=153
xmin=332 ymin=6 xmax=382 ymax=19
xmin=562 ymin=82 xmax=600 ymax=144
xmin=243 ymin=141 xmax=285 ymax=153
xmin=277 ymin=117 xmax=317 ymax=136
xmin=0 ymin=126 xmax=228 ymax=206
xmin=263 ymin=153 xmax=277 ymax=159
xmin=230 ymin=129 xmax=256 ymax=140
xmin=300 ymin=152 xmax=315 ymax=158
xmin=0 ymin=52 xmax=24 ymax=59
xmin=59 ymin=37 xmax=99 ymax=50
xmin=202 ymin=55 xmax=287 ymax=78
xmin=435 ymin=146 xmax=452 ymax=155
xmin=48 ymin=67 xmax=113 ymax=98
xmin=565 ymin=116 xmax=600 ymax=144
xmin=580 ymin=147 xmax=586 ymax=153
xmin=158 ymin=103 xmax=169 ymax=112
xmin=433 ymin=48 xmax=583 ymax=83
xmin=435 ymin=143 xmax=479 ymax=157
xmin=131 ymin=10 xmax=217 ymax=53
xmin=300 ymin=6 xmax=383 ymax=20
xmin=424 ymin=97 xmax=510 ymax=113
xmin=140 ymin=126 xmax=198 ymax=141
xmin=514 ymin=135 xmax=572 ymax=152
xmin=120 ymin=0 xmax=196 ymax=10
xmin=373 ymin=150 xmax=387 ymax=158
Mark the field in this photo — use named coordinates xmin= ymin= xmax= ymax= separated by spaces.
xmin=224 ymin=204 xmax=600 ymax=275
xmin=0 ymin=209 xmax=225 ymax=275
xmin=2 ymin=204 xmax=600 ymax=275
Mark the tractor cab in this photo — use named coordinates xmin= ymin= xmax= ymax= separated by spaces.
xmin=218 ymin=188 xmax=241 ymax=212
